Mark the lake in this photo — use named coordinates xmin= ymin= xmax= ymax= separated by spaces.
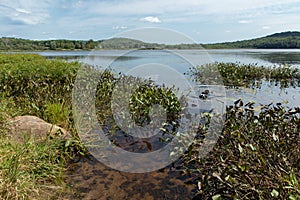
xmin=37 ymin=49 xmax=300 ymax=108
xmin=39 ymin=49 xmax=300 ymax=68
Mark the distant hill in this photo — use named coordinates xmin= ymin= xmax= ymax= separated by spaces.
xmin=1 ymin=31 xmax=300 ymax=50
xmin=202 ymin=31 xmax=300 ymax=49
xmin=98 ymin=37 xmax=202 ymax=49
xmin=266 ymin=31 xmax=300 ymax=38
xmin=99 ymin=38 xmax=146 ymax=49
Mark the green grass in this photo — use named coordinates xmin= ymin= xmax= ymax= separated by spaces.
xmin=0 ymin=54 xmax=80 ymax=120
xmin=0 ymin=54 xmax=83 ymax=199
xmin=0 ymin=135 xmax=69 ymax=200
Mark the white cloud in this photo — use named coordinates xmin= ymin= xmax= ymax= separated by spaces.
xmin=15 ymin=8 xmax=31 ymax=14
xmin=0 ymin=0 xmax=51 ymax=25
xmin=140 ymin=16 xmax=161 ymax=23
xmin=86 ymin=0 xmax=300 ymax=17
xmin=113 ymin=26 xmax=128 ymax=30
xmin=238 ymin=20 xmax=253 ymax=24
xmin=1 ymin=0 xmax=300 ymax=42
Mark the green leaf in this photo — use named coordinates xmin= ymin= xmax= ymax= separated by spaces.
xmin=65 ymin=140 xmax=71 ymax=148
xmin=288 ymin=195 xmax=299 ymax=200
xmin=31 ymin=103 xmax=39 ymax=111
xmin=212 ymin=194 xmax=222 ymax=200
xmin=271 ymin=189 xmax=279 ymax=197
xmin=238 ymin=143 xmax=243 ymax=153
xmin=290 ymin=173 xmax=299 ymax=185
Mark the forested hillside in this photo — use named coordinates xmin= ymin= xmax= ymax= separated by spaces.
xmin=203 ymin=31 xmax=300 ymax=49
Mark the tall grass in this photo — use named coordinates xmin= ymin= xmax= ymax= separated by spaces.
xmin=0 ymin=135 xmax=68 ymax=199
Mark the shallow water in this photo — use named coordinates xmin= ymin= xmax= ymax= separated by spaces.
xmin=66 ymin=155 xmax=195 ymax=200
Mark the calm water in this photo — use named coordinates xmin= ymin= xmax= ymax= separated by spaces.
xmin=39 ymin=49 xmax=300 ymax=108
xmin=40 ymin=49 xmax=300 ymax=68
xmin=38 ymin=49 xmax=299 ymax=199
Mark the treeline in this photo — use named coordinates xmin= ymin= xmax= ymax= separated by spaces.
xmin=0 ymin=37 xmax=203 ymax=51
xmin=1 ymin=31 xmax=300 ymax=50
xmin=203 ymin=31 xmax=300 ymax=49
xmin=0 ymin=37 xmax=101 ymax=51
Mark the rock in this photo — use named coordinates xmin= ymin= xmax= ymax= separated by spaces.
xmin=199 ymin=93 xmax=207 ymax=99
xmin=199 ymin=90 xmax=209 ymax=99
xmin=202 ymin=89 xmax=209 ymax=95
xmin=5 ymin=115 xmax=71 ymax=142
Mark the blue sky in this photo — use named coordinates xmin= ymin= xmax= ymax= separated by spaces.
xmin=0 ymin=0 xmax=300 ymax=43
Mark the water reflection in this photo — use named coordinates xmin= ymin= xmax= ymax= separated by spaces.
xmin=207 ymin=49 xmax=300 ymax=68
xmin=254 ymin=52 xmax=300 ymax=65
xmin=35 ymin=49 xmax=300 ymax=69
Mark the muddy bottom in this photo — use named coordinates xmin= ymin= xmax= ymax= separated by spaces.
xmin=66 ymin=155 xmax=196 ymax=200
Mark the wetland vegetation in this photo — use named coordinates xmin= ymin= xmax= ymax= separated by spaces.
xmin=0 ymin=54 xmax=299 ymax=199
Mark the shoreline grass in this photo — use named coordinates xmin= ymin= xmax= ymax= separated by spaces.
xmin=0 ymin=134 xmax=69 ymax=199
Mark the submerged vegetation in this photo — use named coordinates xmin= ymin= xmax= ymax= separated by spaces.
xmin=0 ymin=54 xmax=299 ymax=199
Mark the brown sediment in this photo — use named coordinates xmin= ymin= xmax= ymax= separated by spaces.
xmin=66 ymin=155 xmax=194 ymax=200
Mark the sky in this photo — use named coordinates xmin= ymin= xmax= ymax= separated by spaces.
xmin=0 ymin=0 xmax=300 ymax=43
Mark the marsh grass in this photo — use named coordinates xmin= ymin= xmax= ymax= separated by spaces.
xmin=0 ymin=54 xmax=80 ymax=119
xmin=0 ymin=54 xmax=83 ymax=199
xmin=0 ymin=134 xmax=69 ymax=200
xmin=190 ymin=62 xmax=300 ymax=88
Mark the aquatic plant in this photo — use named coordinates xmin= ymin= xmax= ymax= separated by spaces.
xmin=184 ymin=100 xmax=300 ymax=199
xmin=190 ymin=62 xmax=300 ymax=88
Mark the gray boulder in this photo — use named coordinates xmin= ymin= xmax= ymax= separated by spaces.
xmin=5 ymin=115 xmax=70 ymax=142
